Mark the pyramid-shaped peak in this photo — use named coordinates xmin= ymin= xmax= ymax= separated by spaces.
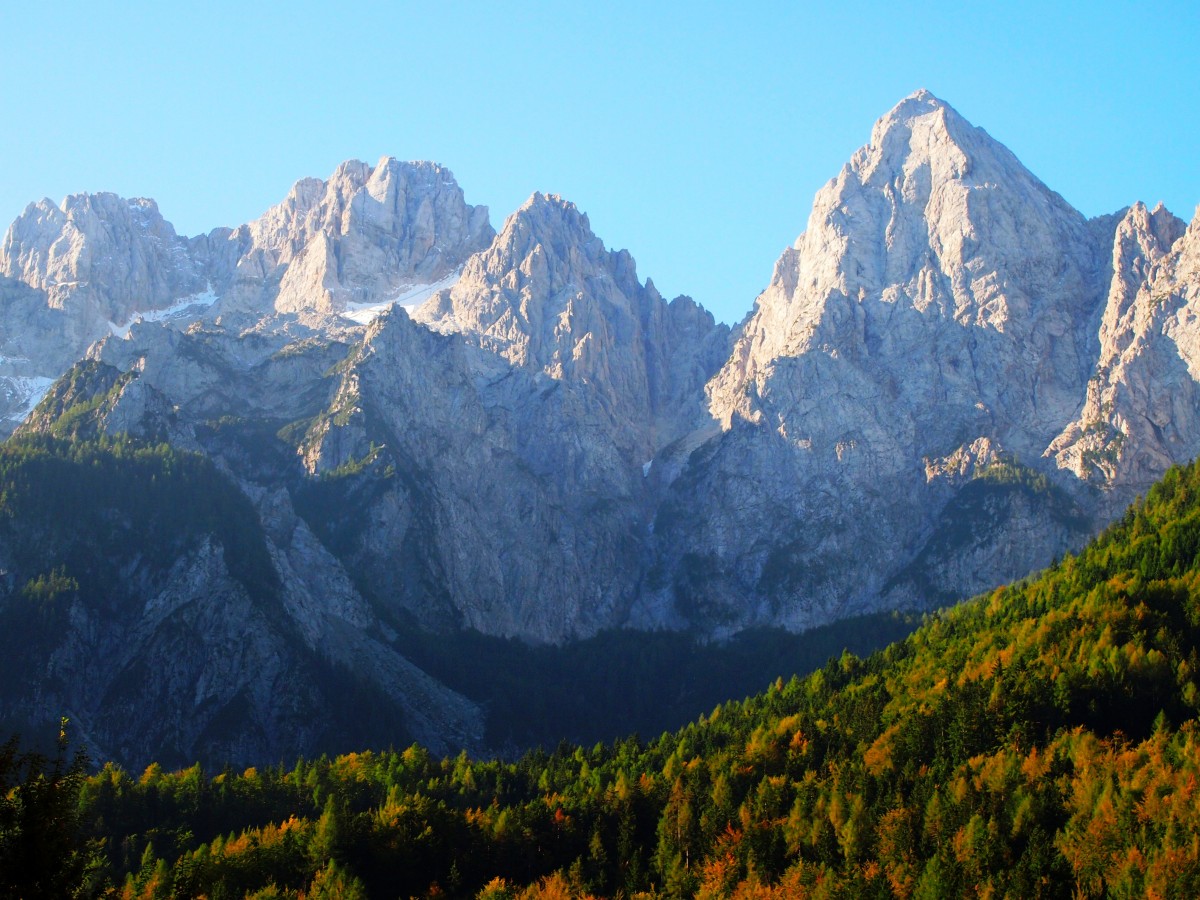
xmin=516 ymin=191 xmax=583 ymax=218
xmin=869 ymin=89 xmax=970 ymax=146
xmin=851 ymin=89 xmax=1036 ymax=191
xmin=893 ymin=88 xmax=950 ymax=115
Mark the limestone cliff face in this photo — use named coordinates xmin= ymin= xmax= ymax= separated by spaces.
xmin=209 ymin=158 xmax=494 ymax=319
xmin=1 ymin=193 xmax=206 ymax=323
xmin=5 ymin=93 xmax=1200 ymax=764
xmin=708 ymin=90 xmax=1104 ymax=448
xmin=303 ymin=310 xmax=650 ymax=641
xmin=0 ymin=194 xmax=210 ymax=429
xmin=1049 ymin=202 xmax=1199 ymax=497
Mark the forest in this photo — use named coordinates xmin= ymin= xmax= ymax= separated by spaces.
xmin=6 ymin=451 xmax=1200 ymax=896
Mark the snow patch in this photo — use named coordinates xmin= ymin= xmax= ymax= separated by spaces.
xmin=3 ymin=375 xmax=56 ymax=422
xmin=341 ymin=270 xmax=461 ymax=326
xmin=109 ymin=284 xmax=219 ymax=339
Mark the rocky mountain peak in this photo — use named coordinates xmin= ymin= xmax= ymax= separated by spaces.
xmin=218 ymin=157 xmax=494 ymax=318
xmin=475 ymin=192 xmax=614 ymax=290
xmin=412 ymin=190 xmax=728 ymax=452
xmin=859 ymin=88 xmax=966 ymax=174
xmin=1 ymin=191 xmax=203 ymax=320
xmin=413 ymin=190 xmax=649 ymax=363
xmin=1047 ymin=201 xmax=1194 ymax=490
xmin=708 ymin=90 xmax=1102 ymax=440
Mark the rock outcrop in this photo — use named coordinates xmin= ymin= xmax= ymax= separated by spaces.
xmin=80 ymin=194 xmax=730 ymax=644
xmin=207 ymin=157 xmax=493 ymax=320
xmin=414 ymin=192 xmax=730 ymax=455
xmin=1049 ymin=202 xmax=1199 ymax=496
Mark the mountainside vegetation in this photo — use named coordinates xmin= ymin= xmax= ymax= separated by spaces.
xmin=0 ymin=432 xmax=281 ymax=654
xmin=0 ymin=433 xmax=428 ymax=768
xmin=15 ymin=455 xmax=1200 ymax=897
xmin=0 ymin=430 xmax=918 ymax=768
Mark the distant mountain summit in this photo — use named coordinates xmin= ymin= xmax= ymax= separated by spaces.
xmin=0 ymin=158 xmax=492 ymax=430
xmin=2 ymin=93 xmax=1200 ymax=765
xmin=710 ymin=88 xmax=1101 ymax=435
xmin=212 ymin=157 xmax=493 ymax=319
xmin=1050 ymin=201 xmax=1200 ymax=491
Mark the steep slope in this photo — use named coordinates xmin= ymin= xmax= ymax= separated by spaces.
xmin=644 ymin=90 xmax=1119 ymax=632
xmin=4 ymin=93 xmax=1200 ymax=759
xmin=295 ymin=304 xmax=722 ymax=641
xmin=708 ymin=89 xmax=1105 ymax=438
xmin=67 ymin=191 xmax=728 ymax=643
xmin=0 ymin=194 xmax=212 ymax=430
xmin=2 ymin=386 xmax=485 ymax=769
xmin=74 ymin=455 xmax=1200 ymax=898
xmin=204 ymin=157 xmax=494 ymax=321
xmin=1 ymin=192 xmax=208 ymax=325
xmin=1050 ymin=202 xmax=1200 ymax=494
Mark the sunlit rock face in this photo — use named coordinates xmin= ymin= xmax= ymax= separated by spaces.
xmin=209 ymin=157 xmax=494 ymax=320
xmin=1050 ymin=202 xmax=1200 ymax=498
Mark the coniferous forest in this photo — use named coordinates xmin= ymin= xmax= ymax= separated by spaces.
xmin=6 ymin=446 xmax=1200 ymax=895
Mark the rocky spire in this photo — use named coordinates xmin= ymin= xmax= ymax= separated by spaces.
xmin=1 ymin=192 xmax=205 ymax=323
xmin=1049 ymin=201 xmax=1196 ymax=490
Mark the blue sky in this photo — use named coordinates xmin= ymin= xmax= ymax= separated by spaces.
xmin=2 ymin=1 xmax=1197 ymax=325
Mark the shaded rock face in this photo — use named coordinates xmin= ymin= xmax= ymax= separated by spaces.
xmin=3 ymin=356 xmax=487 ymax=770
xmin=307 ymin=311 xmax=650 ymax=640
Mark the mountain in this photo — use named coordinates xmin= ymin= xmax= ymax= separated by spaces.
xmin=38 ymin=452 xmax=1200 ymax=898
xmin=2 ymin=91 xmax=1200 ymax=767
xmin=206 ymin=157 xmax=493 ymax=321
xmin=0 ymin=429 xmax=485 ymax=767
xmin=0 ymin=158 xmax=492 ymax=433
xmin=73 ymin=190 xmax=730 ymax=644
xmin=413 ymin=192 xmax=729 ymax=453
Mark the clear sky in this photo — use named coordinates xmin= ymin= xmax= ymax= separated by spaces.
xmin=2 ymin=1 xmax=1197 ymax=325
